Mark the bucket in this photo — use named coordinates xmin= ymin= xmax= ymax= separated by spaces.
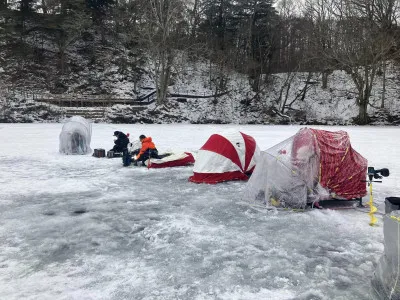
xmin=385 ymin=197 xmax=400 ymax=214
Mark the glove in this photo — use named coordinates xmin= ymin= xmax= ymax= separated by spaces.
xmin=133 ymin=155 xmax=138 ymax=160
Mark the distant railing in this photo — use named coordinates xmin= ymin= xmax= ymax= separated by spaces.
xmin=6 ymin=87 xmax=41 ymax=102
xmin=32 ymin=90 xmax=157 ymax=107
xmin=169 ymin=92 xmax=229 ymax=99
xmin=136 ymin=90 xmax=156 ymax=103
xmin=169 ymin=90 xmax=229 ymax=99
xmin=5 ymin=87 xmax=227 ymax=107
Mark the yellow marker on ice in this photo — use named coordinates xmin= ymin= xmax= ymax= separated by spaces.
xmin=390 ymin=215 xmax=400 ymax=222
xmin=366 ymin=182 xmax=378 ymax=226
xmin=270 ymin=198 xmax=280 ymax=207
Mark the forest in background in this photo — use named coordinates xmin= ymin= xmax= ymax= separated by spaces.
xmin=1 ymin=0 xmax=400 ymax=124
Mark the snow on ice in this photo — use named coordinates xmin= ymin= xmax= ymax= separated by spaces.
xmin=0 ymin=123 xmax=399 ymax=299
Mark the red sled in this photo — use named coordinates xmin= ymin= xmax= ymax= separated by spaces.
xmin=145 ymin=152 xmax=195 ymax=169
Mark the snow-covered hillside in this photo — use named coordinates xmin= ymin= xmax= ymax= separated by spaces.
xmin=1 ymin=58 xmax=400 ymax=125
xmin=103 ymin=65 xmax=400 ymax=125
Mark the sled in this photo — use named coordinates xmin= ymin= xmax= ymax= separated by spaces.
xmin=145 ymin=152 xmax=195 ymax=169
xmin=92 ymin=150 xmax=123 ymax=158
xmin=308 ymin=199 xmax=363 ymax=210
xmin=122 ymin=140 xmax=195 ymax=168
xmin=239 ymin=198 xmax=367 ymax=213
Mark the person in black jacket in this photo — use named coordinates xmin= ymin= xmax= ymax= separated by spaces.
xmin=111 ymin=131 xmax=130 ymax=152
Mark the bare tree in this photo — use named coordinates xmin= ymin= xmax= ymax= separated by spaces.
xmin=302 ymin=0 xmax=336 ymax=88
xmin=187 ymin=0 xmax=203 ymax=40
xmin=141 ymin=0 xmax=185 ymax=106
xmin=371 ymin=0 xmax=399 ymax=108
xmin=305 ymin=0 xmax=398 ymax=124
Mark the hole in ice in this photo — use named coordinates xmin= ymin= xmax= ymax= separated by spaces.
xmin=43 ymin=211 xmax=56 ymax=216
xmin=72 ymin=209 xmax=87 ymax=215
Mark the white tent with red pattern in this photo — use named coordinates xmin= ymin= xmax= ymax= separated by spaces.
xmin=189 ymin=130 xmax=259 ymax=184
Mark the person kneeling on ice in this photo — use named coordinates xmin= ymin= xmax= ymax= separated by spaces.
xmin=111 ymin=131 xmax=130 ymax=153
xmin=132 ymin=135 xmax=160 ymax=166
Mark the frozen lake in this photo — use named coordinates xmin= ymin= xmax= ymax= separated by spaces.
xmin=0 ymin=123 xmax=399 ymax=299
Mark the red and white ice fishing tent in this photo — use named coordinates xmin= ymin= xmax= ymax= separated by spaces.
xmin=189 ymin=131 xmax=259 ymax=184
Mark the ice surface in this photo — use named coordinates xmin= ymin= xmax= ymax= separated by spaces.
xmin=0 ymin=124 xmax=399 ymax=299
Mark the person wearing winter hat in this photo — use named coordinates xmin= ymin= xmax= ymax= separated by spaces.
xmin=133 ymin=134 xmax=160 ymax=166
xmin=110 ymin=131 xmax=130 ymax=152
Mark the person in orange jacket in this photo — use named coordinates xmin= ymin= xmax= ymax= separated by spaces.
xmin=133 ymin=135 xmax=160 ymax=166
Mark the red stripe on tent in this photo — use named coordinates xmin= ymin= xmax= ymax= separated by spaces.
xmin=200 ymin=134 xmax=243 ymax=170
xmin=189 ymin=171 xmax=249 ymax=184
xmin=148 ymin=153 xmax=195 ymax=169
xmin=240 ymin=132 xmax=257 ymax=171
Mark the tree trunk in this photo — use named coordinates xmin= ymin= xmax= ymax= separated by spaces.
xmin=159 ymin=66 xmax=171 ymax=105
xmin=381 ymin=62 xmax=386 ymax=108
xmin=59 ymin=49 xmax=66 ymax=74
xmin=280 ymin=76 xmax=292 ymax=113
xmin=250 ymin=73 xmax=260 ymax=93
xmin=246 ymin=4 xmax=256 ymax=89
xmin=322 ymin=70 xmax=329 ymax=89
xmin=300 ymin=72 xmax=313 ymax=101
xmin=100 ymin=22 xmax=106 ymax=45
xmin=358 ymin=96 xmax=368 ymax=124
xmin=213 ymin=63 xmax=225 ymax=105
xmin=114 ymin=0 xmax=119 ymax=33
xmin=190 ymin=0 xmax=199 ymax=40
xmin=217 ymin=0 xmax=225 ymax=51
xmin=156 ymin=51 xmax=172 ymax=106
xmin=41 ymin=0 xmax=47 ymax=14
